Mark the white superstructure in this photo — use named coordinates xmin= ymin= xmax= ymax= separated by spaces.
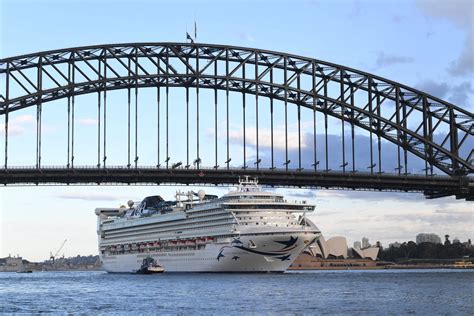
xmin=95 ymin=177 xmax=321 ymax=273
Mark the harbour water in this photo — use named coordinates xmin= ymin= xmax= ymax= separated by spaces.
xmin=1 ymin=270 xmax=473 ymax=315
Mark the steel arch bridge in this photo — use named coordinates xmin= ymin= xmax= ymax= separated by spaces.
xmin=0 ymin=43 xmax=472 ymax=199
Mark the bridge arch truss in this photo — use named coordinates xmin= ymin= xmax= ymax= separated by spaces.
xmin=0 ymin=43 xmax=472 ymax=199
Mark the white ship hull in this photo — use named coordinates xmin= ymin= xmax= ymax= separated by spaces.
xmin=100 ymin=231 xmax=319 ymax=273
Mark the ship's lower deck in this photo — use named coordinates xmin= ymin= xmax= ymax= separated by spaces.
xmin=100 ymin=231 xmax=320 ymax=272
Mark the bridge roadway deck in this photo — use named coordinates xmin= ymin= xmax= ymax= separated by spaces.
xmin=0 ymin=167 xmax=472 ymax=200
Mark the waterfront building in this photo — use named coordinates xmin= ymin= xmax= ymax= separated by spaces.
xmin=353 ymin=241 xmax=361 ymax=249
xmin=306 ymin=236 xmax=379 ymax=261
xmin=362 ymin=237 xmax=370 ymax=249
xmin=326 ymin=237 xmax=349 ymax=258
xmin=289 ymin=254 xmax=377 ymax=270
xmin=416 ymin=233 xmax=442 ymax=244
xmin=462 ymin=239 xmax=472 ymax=248
xmin=0 ymin=255 xmax=25 ymax=272
xmin=351 ymin=247 xmax=379 ymax=261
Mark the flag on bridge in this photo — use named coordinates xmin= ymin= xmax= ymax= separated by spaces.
xmin=186 ymin=32 xmax=194 ymax=43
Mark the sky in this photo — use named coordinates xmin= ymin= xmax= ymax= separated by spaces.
xmin=0 ymin=0 xmax=473 ymax=261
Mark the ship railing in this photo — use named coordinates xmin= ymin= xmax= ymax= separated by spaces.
xmin=226 ymin=199 xmax=311 ymax=205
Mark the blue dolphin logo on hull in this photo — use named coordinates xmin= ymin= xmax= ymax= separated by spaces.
xmin=217 ymin=249 xmax=225 ymax=261
xmin=217 ymin=235 xmax=302 ymax=263
xmin=274 ymin=236 xmax=298 ymax=250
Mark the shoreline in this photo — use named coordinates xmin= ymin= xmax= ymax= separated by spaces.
xmin=2 ymin=265 xmax=473 ymax=272
xmin=288 ymin=253 xmax=474 ymax=271
xmin=288 ymin=265 xmax=474 ymax=271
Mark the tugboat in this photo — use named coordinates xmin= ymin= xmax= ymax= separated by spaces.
xmin=136 ymin=257 xmax=165 ymax=274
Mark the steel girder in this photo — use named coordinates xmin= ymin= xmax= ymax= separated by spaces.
xmin=0 ymin=42 xmax=473 ymax=177
xmin=0 ymin=167 xmax=470 ymax=200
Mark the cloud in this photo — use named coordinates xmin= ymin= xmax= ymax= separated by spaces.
xmin=417 ymin=0 xmax=474 ymax=77
xmin=447 ymin=32 xmax=473 ymax=76
xmin=12 ymin=115 xmax=35 ymax=124
xmin=435 ymin=207 xmax=473 ymax=215
xmin=415 ymin=79 xmax=473 ymax=107
xmin=449 ymin=81 xmax=473 ymax=106
xmin=317 ymin=190 xmax=424 ymax=202
xmin=286 ymin=190 xmax=316 ymax=199
xmin=415 ymin=80 xmax=449 ymax=99
xmin=375 ymin=52 xmax=414 ymax=68
xmin=391 ymin=16 xmax=403 ymax=24
xmin=0 ymin=114 xmax=35 ymax=136
xmin=78 ymin=118 xmax=98 ymax=126
xmin=238 ymin=33 xmax=255 ymax=42
xmin=227 ymin=123 xmax=309 ymax=151
xmin=251 ymin=131 xmax=427 ymax=173
xmin=56 ymin=192 xmax=129 ymax=202
xmin=288 ymin=188 xmax=467 ymax=207
xmin=383 ymin=207 xmax=472 ymax=225
xmin=416 ymin=0 xmax=472 ymax=29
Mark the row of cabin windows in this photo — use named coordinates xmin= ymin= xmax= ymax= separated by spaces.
xmin=187 ymin=208 xmax=224 ymax=215
xmin=235 ymin=211 xmax=291 ymax=215
xmin=106 ymin=214 xmax=233 ymax=235
xmin=222 ymin=195 xmax=283 ymax=201
xmin=239 ymin=222 xmax=295 ymax=227
xmin=226 ymin=205 xmax=307 ymax=210
xmin=237 ymin=216 xmax=292 ymax=221
xmin=104 ymin=221 xmax=235 ymax=240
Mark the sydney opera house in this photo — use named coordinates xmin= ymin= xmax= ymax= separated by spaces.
xmin=303 ymin=235 xmax=380 ymax=261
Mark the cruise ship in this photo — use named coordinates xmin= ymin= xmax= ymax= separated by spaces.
xmin=95 ymin=177 xmax=321 ymax=273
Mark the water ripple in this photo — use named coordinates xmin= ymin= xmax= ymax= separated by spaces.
xmin=0 ymin=270 xmax=473 ymax=315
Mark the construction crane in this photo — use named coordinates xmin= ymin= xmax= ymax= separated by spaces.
xmin=50 ymin=239 xmax=67 ymax=262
